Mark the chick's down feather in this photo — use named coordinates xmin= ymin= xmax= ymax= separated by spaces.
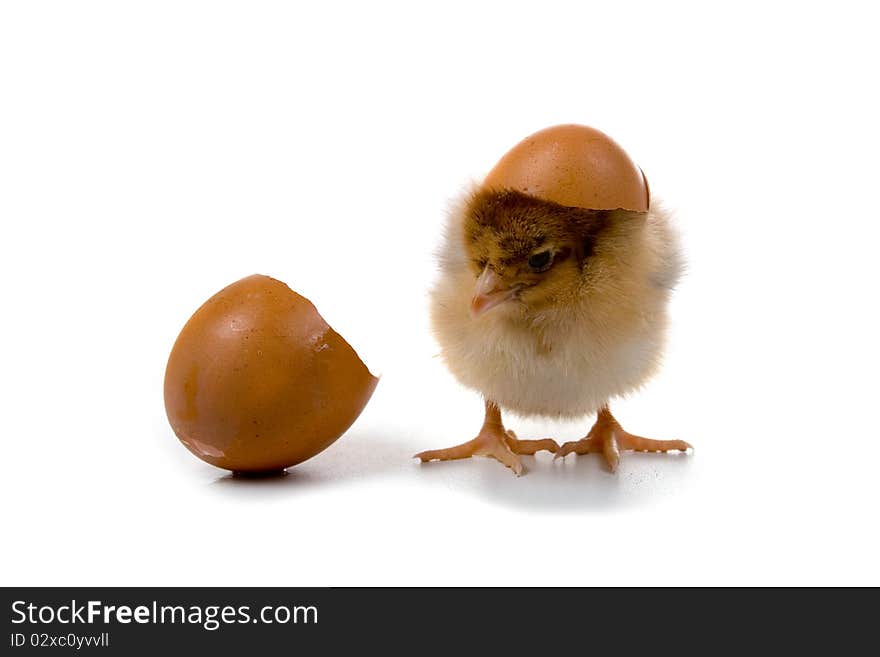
xmin=430 ymin=187 xmax=683 ymax=419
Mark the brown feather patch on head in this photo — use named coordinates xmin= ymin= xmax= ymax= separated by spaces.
xmin=461 ymin=187 xmax=648 ymax=315
xmin=464 ymin=188 xmax=626 ymax=271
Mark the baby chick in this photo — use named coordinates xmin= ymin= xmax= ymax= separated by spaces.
xmin=416 ymin=125 xmax=691 ymax=475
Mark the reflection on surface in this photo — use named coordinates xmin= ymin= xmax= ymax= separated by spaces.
xmin=211 ymin=428 xmax=694 ymax=512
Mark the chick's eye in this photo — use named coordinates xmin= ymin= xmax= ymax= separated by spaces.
xmin=527 ymin=250 xmax=552 ymax=271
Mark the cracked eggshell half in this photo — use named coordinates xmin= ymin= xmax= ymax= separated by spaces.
xmin=164 ymin=274 xmax=378 ymax=473
xmin=483 ymin=124 xmax=650 ymax=212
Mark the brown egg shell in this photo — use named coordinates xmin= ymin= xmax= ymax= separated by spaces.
xmin=483 ymin=124 xmax=650 ymax=212
xmin=164 ymin=274 xmax=378 ymax=473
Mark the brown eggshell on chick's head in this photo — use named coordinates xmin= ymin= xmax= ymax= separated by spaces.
xmin=164 ymin=274 xmax=378 ymax=474
xmin=483 ymin=124 xmax=650 ymax=211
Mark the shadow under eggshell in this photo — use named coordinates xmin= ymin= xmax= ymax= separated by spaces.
xmin=164 ymin=274 xmax=378 ymax=473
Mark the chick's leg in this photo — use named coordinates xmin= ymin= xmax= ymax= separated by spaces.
xmin=557 ymin=406 xmax=691 ymax=472
xmin=415 ymin=401 xmax=558 ymax=476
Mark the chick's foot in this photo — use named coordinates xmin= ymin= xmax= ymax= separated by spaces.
xmin=414 ymin=428 xmax=523 ymax=476
xmin=556 ymin=406 xmax=692 ymax=472
xmin=415 ymin=402 xmax=558 ymax=476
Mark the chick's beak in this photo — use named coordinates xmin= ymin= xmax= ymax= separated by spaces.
xmin=471 ymin=267 xmax=518 ymax=317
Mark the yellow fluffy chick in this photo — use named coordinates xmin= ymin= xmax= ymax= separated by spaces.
xmin=416 ymin=125 xmax=691 ymax=475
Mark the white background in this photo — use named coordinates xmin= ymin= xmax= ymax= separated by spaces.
xmin=2 ymin=1 xmax=878 ymax=586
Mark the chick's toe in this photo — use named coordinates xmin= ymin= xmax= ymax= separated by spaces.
xmin=505 ymin=430 xmax=560 ymax=455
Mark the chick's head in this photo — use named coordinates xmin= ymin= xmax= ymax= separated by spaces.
xmin=463 ymin=188 xmax=644 ymax=317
